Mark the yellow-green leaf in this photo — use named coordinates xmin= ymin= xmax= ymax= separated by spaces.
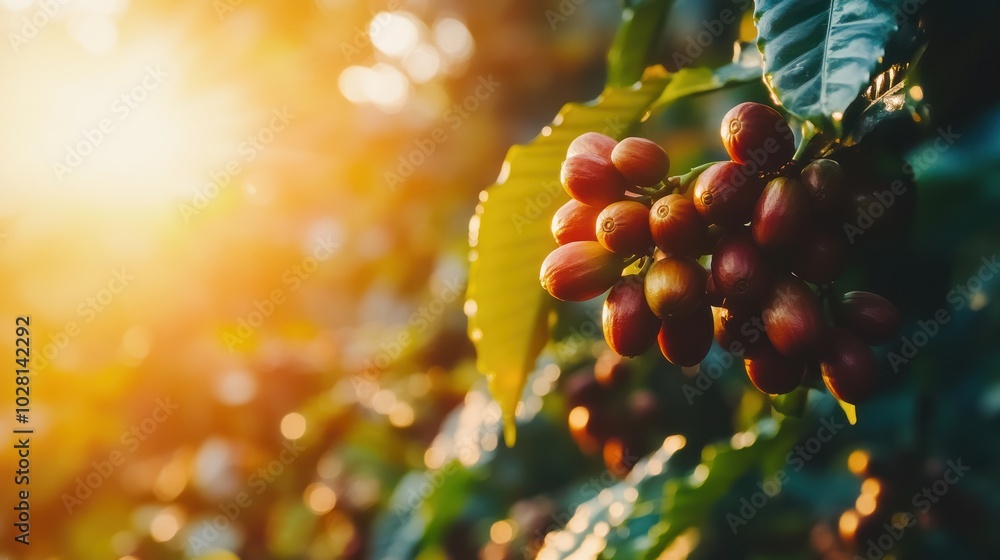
xmin=838 ymin=398 xmax=858 ymax=425
xmin=467 ymin=68 xmax=672 ymax=445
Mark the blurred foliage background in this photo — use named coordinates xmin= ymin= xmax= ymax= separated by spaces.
xmin=0 ymin=0 xmax=998 ymax=559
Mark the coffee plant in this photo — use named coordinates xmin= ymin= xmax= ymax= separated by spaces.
xmin=437 ymin=0 xmax=1000 ymax=559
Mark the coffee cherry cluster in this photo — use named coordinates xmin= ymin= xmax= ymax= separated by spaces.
xmin=563 ymin=351 xmax=664 ymax=475
xmin=541 ymin=102 xmax=905 ymax=404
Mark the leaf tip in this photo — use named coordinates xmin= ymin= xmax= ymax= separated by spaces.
xmin=502 ymin=415 xmax=517 ymax=447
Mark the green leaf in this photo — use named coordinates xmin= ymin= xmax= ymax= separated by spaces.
xmin=770 ymin=386 xmax=809 ymax=418
xmin=640 ymin=419 xmax=802 ymax=559
xmin=648 ymin=48 xmax=765 ymax=112
xmin=607 ymin=0 xmax=673 ymax=87
xmin=466 ymin=69 xmax=671 ymax=445
xmin=842 ymin=62 xmax=926 ymax=147
xmin=754 ymin=0 xmax=902 ymax=136
xmin=533 ymin=420 xmax=803 ymax=559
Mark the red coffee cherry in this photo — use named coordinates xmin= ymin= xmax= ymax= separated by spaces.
xmin=603 ymin=276 xmax=661 ymax=357
xmin=564 ymin=369 xmax=602 ymax=407
xmin=649 ymin=194 xmax=708 ymax=257
xmin=560 ymin=153 xmax=628 ymax=207
xmin=711 ymin=229 xmax=773 ymax=304
xmin=705 ymin=272 xmax=725 ymax=307
xmin=658 ymin=302 xmax=713 ymax=367
xmin=644 ymin=256 xmax=707 ymax=318
xmin=800 ymin=158 xmax=847 ymax=214
xmin=540 ymin=241 xmax=624 ymax=301
xmin=790 ymin=227 xmax=849 ymax=284
xmin=552 ymin=199 xmax=602 ymax=245
xmin=761 ymin=276 xmax=826 ymax=359
xmin=752 ymin=176 xmax=811 ymax=249
xmin=611 ymin=137 xmax=670 ymax=187
xmin=720 ymin=102 xmax=795 ymax=173
xmin=567 ymin=132 xmax=618 ymax=160
xmin=698 ymin=223 xmax=727 ymax=256
xmin=821 ymin=328 xmax=879 ymax=404
xmin=594 ymin=350 xmax=631 ymax=388
xmin=744 ymin=338 xmax=805 ymax=395
xmin=715 ymin=304 xmax=766 ymax=351
xmin=836 ymin=291 xmax=900 ymax=345
xmin=712 ymin=306 xmax=731 ymax=347
xmin=596 ymin=200 xmax=654 ymax=256
xmin=692 ymin=161 xmax=764 ymax=226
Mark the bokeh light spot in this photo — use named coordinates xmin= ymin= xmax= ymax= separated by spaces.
xmin=280 ymin=412 xmax=307 ymax=440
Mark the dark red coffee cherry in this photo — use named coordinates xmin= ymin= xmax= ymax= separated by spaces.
xmin=752 ymin=176 xmax=811 ymax=249
xmin=644 ymin=256 xmax=707 ymax=318
xmin=705 ymin=272 xmax=725 ymax=307
xmin=744 ymin=337 xmax=805 ymax=394
xmin=594 ymin=350 xmax=631 ymax=388
xmin=611 ymin=137 xmax=670 ymax=187
xmin=567 ymin=132 xmax=617 ymax=160
xmin=761 ymin=276 xmax=826 ymax=359
xmin=790 ymin=227 xmax=849 ymax=284
xmin=658 ymin=302 xmax=713 ymax=367
xmin=711 ymin=229 xmax=773 ymax=304
xmin=564 ymin=369 xmax=602 ymax=407
xmin=714 ymin=304 xmax=766 ymax=352
xmin=596 ymin=200 xmax=654 ymax=256
xmin=560 ymin=153 xmax=628 ymax=207
xmin=821 ymin=328 xmax=879 ymax=404
xmin=800 ymin=158 xmax=847 ymax=214
xmin=692 ymin=162 xmax=763 ymax=226
xmin=836 ymin=291 xmax=900 ymax=345
xmin=540 ymin=241 xmax=623 ymax=301
xmin=720 ymin=102 xmax=795 ymax=173
xmin=603 ymin=276 xmax=661 ymax=357
xmin=649 ymin=194 xmax=708 ymax=257
xmin=552 ymin=199 xmax=602 ymax=245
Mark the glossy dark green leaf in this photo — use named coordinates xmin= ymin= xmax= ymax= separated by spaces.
xmin=754 ymin=0 xmax=902 ymax=135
